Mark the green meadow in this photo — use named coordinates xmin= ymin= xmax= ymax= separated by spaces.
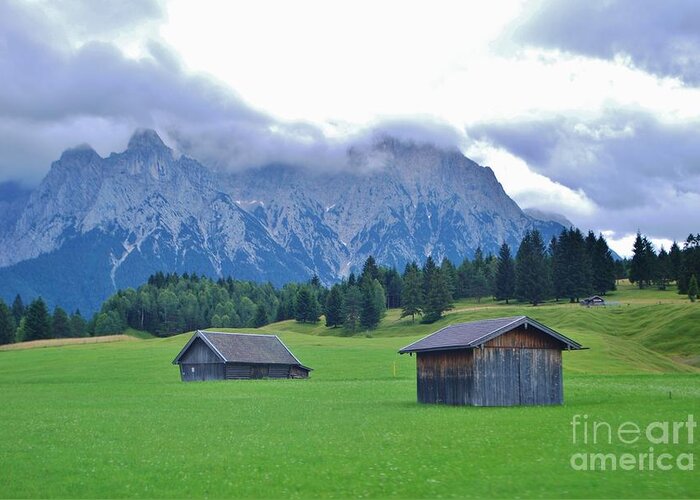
xmin=1 ymin=282 xmax=698 ymax=498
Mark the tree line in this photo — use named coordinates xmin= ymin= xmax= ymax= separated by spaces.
xmin=0 ymin=228 xmax=697 ymax=345
xmin=629 ymin=232 xmax=700 ymax=300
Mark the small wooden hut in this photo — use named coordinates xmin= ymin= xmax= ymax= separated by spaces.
xmin=580 ymin=295 xmax=606 ymax=307
xmin=172 ymin=331 xmax=311 ymax=381
xmin=399 ymin=316 xmax=583 ymax=406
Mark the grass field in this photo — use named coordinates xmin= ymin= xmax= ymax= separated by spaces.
xmin=1 ymin=283 xmax=698 ymax=498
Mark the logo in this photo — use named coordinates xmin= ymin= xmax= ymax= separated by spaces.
xmin=569 ymin=414 xmax=695 ymax=471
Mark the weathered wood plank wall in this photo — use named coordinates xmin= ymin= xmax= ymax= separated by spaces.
xmin=416 ymin=345 xmax=563 ymax=406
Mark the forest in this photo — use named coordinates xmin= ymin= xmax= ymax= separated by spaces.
xmin=0 ymin=229 xmax=698 ymax=342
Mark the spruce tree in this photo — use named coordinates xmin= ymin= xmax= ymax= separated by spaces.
xmin=440 ymin=258 xmax=457 ymax=300
xmin=11 ymin=294 xmax=24 ymax=326
xmin=669 ymin=242 xmax=682 ymax=283
xmin=51 ymin=307 xmax=72 ymax=338
xmin=422 ymin=256 xmax=453 ymax=323
xmin=24 ymin=297 xmax=51 ymax=341
xmin=324 ymin=285 xmax=344 ymax=328
xmin=384 ymin=269 xmax=403 ymax=309
xmin=360 ymin=282 xmax=381 ymax=330
xmin=400 ymin=262 xmax=423 ymax=322
xmin=456 ymin=258 xmax=472 ymax=299
xmin=253 ymin=304 xmax=268 ymax=328
xmin=372 ymin=279 xmax=387 ymax=319
xmin=568 ymin=228 xmax=592 ymax=302
xmin=495 ymin=242 xmax=515 ymax=304
xmin=342 ymin=285 xmax=362 ymax=333
xmin=0 ymin=300 xmax=16 ymax=345
xmin=656 ymin=247 xmax=670 ymax=290
xmin=590 ymin=233 xmax=616 ymax=294
xmin=70 ymin=310 xmax=87 ymax=337
xmin=471 ymin=268 xmax=489 ymax=303
xmin=688 ymin=275 xmax=698 ymax=302
xmin=515 ymin=230 xmax=551 ymax=306
xmin=630 ymin=232 xmax=656 ymax=289
xmin=360 ymin=256 xmax=379 ymax=284
xmin=294 ymin=287 xmax=319 ymax=323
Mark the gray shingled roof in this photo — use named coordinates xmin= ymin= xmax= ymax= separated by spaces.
xmin=398 ymin=316 xmax=582 ymax=354
xmin=173 ymin=331 xmax=310 ymax=368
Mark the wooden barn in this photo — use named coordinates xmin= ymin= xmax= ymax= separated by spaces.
xmin=398 ymin=316 xmax=583 ymax=406
xmin=580 ymin=295 xmax=606 ymax=307
xmin=172 ymin=331 xmax=311 ymax=381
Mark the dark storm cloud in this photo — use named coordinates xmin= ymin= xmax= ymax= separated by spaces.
xmin=468 ymin=109 xmax=700 ymax=239
xmin=510 ymin=0 xmax=700 ymax=85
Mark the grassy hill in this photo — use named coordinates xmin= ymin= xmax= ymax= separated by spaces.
xmin=0 ymin=284 xmax=698 ymax=497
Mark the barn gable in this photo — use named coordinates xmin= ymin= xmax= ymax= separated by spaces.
xmin=178 ymin=337 xmax=224 ymax=364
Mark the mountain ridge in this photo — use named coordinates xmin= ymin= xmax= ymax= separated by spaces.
xmin=0 ymin=130 xmax=564 ymax=312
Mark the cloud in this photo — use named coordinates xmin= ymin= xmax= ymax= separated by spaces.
xmin=468 ymin=108 xmax=700 ymax=242
xmin=509 ymin=0 xmax=700 ymax=85
xmin=0 ymin=1 xmax=466 ymax=183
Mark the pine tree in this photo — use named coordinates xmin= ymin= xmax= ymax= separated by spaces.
xmin=11 ymin=294 xmax=24 ymax=326
xmin=669 ymin=242 xmax=682 ymax=283
xmin=656 ymin=246 xmax=670 ymax=290
xmin=309 ymin=274 xmax=321 ymax=289
xmin=630 ymin=232 xmax=655 ymax=289
xmin=384 ymin=269 xmax=403 ymax=309
xmin=567 ymin=228 xmax=592 ymax=302
xmin=324 ymin=285 xmax=344 ymax=328
xmin=590 ymin=233 xmax=616 ymax=294
xmin=360 ymin=256 xmax=379 ymax=285
xmin=688 ymin=275 xmax=698 ymax=302
xmin=294 ymin=288 xmax=312 ymax=323
xmin=342 ymin=285 xmax=362 ymax=334
xmin=70 ymin=310 xmax=87 ymax=337
xmin=422 ymin=256 xmax=453 ymax=323
xmin=677 ymin=235 xmax=700 ymax=295
xmin=294 ymin=287 xmax=320 ymax=323
xmin=471 ymin=268 xmax=489 ymax=303
xmin=51 ymin=307 xmax=72 ymax=338
xmin=0 ymin=300 xmax=16 ymax=345
xmin=24 ymin=297 xmax=51 ymax=341
xmin=456 ymin=258 xmax=472 ymax=299
xmin=372 ymin=279 xmax=387 ymax=320
xmin=253 ymin=304 xmax=268 ymax=328
xmin=400 ymin=262 xmax=423 ymax=322
xmin=360 ymin=282 xmax=381 ymax=330
xmin=495 ymin=242 xmax=515 ymax=303
xmin=440 ymin=258 xmax=457 ymax=300
xmin=515 ymin=230 xmax=551 ymax=306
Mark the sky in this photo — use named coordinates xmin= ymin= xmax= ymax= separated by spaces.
xmin=1 ymin=0 xmax=699 ymax=256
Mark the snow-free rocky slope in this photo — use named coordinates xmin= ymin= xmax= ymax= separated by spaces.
xmin=0 ymin=130 xmax=563 ymax=312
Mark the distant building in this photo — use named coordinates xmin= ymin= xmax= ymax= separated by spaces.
xmin=172 ymin=331 xmax=311 ymax=381
xmin=580 ymin=296 xmax=606 ymax=307
xmin=399 ymin=316 xmax=583 ymax=406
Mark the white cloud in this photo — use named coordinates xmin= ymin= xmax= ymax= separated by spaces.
xmin=465 ymin=141 xmax=596 ymax=218
xmin=2 ymin=0 xmax=698 ymax=245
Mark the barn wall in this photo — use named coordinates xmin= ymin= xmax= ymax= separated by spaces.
xmin=416 ymin=346 xmax=563 ymax=406
xmin=416 ymin=350 xmax=475 ymax=405
xmin=471 ymin=347 xmax=563 ymax=406
xmin=180 ymin=363 xmax=225 ymax=381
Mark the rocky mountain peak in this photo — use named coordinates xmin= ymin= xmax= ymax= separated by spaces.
xmin=127 ymin=128 xmax=168 ymax=151
xmin=58 ymin=143 xmax=101 ymax=163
